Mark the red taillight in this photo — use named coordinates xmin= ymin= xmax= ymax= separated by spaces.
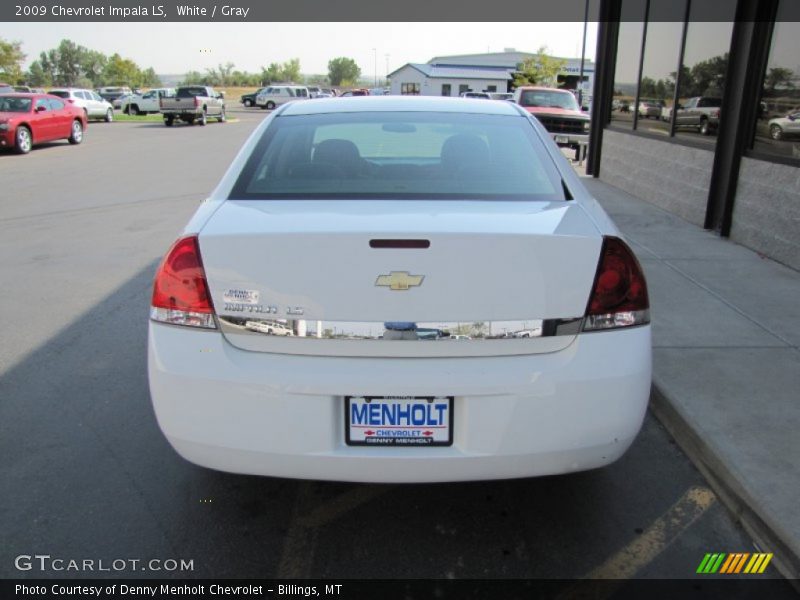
xmin=150 ymin=235 xmax=216 ymax=329
xmin=194 ymin=96 xmax=200 ymax=108
xmin=583 ymin=236 xmax=649 ymax=331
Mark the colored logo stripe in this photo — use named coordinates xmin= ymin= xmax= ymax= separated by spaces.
xmin=697 ymin=553 xmax=773 ymax=574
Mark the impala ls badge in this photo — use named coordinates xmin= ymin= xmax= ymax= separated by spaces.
xmin=375 ymin=271 xmax=425 ymax=291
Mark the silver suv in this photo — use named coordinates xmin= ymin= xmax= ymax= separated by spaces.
xmin=256 ymin=85 xmax=309 ymax=110
xmin=48 ymin=88 xmax=114 ymax=122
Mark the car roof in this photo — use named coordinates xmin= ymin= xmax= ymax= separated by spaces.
xmin=0 ymin=92 xmax=51 ymax=98
xmin=280 ymin=95 xmax=526 ymax=116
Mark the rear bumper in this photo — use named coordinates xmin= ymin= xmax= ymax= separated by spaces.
xmin=549 ymin=132 xmax=589 ymax=148
xmin=148 ymin=322 xmax=651 ymax=482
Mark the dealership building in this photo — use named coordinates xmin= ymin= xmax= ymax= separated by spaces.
xmin=588 ymin=0 xmax=800 ymax=270
xmin=389 ymin=50 xmax=595 ymax=98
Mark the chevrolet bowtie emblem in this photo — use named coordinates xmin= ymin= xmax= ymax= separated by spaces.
xmin=375 ymin=271 xmax=425 ymax=291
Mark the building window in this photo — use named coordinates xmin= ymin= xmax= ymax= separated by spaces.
xmin=441 ymin=84 xmax=451 ymax=97
xmin=751 ymin=2 xmax=800 ymax=164
xmin=673 ymin=9 xmax=734 ymax=144
xmin=635 ymin=0 xmax=686 ymax=136
xmin=459 ymin=84 xmax=469 ymax=95
xmin=610 ymin=0 xmax=647 ymax=127
xmin=401 ymin=83 xmax=420 ymax=95
xmin=487 ymin=85 xmax=497 ymax=92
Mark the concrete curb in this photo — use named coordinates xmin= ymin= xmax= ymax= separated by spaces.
xmin=649 ymin=382 xmax=800 ymax=584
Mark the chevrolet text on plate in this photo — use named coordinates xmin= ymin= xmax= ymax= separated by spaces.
xmin=148 ymin=96 xmax=652 ymax=483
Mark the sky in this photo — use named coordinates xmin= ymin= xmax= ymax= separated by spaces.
xmin=4 ymin=22 xmax=598 ymax=77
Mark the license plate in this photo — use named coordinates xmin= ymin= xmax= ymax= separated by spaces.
xmin=345 ymin=396 xmax=454 ymax=447
xmin=555 ymin=135 xmax=569 ymax=144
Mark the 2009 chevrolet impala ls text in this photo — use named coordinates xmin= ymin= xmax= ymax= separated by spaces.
xmin=148 ymin=96 xmax=651 ymax=483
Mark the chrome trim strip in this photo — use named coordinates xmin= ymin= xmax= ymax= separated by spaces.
xmin=217 ymin=316 xmax=584 ymax=340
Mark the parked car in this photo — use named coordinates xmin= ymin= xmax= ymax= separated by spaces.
xmin=674 ymin=96 xmax=722 ymax=135
xmin=240 ymin=88 xmax=266 ymax=107
xmin=120 ymin=88 xmax=176 ymax=115
xmin=768 ymin=111 xmax=800 ymax=140
xmin=96 ymin=86 xmax=132 ymax=103
xmin=339 ymin=89 xmax=369 ymax=97
xmin=637 ymin=99 xmax=663 ymax=119
xmin=148 ymin=96 xmax=651 ymax=483
xmin=512 ymin=86 xmax=590 ymax=159
xmin=0 ymin=93 xmax=87 ymax=154
xmin=255 ymin=85 xmax=309 ymax=109
xmin=307 ymin=86 xmax=323 ymax=98
xmin=489 ymin=92 xmax=514 ymax=101
xmin=461 ymin=91 xmax=491 ymax=99
xmin=160 ymin=85 xmax=226 ymax=126
xmin=13 ymin=85 xmax=33 ymax=93
xmin=48 ymin=88 xmax=114 ymax=122
xmin=0 ymin=83 xmax=15 ymax=93
xmin=660 ymin=105 xmax=673 ymax=122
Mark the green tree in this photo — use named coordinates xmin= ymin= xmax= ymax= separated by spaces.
xmin=282 ymin=58 xmax=301 ymax=83
xmin=53 ymin=39 xmax=87 ymax=86
xmin=81 ymin=50 xmax=107 ymax=85
xmin=764 ymin=67 xmax=795 ymax=95
xmin=26 ymin=60 xmax=51 ymax=86
xmin=0 ymin=38 xmax=26 ymax=84
xmin=141 ymin=67 xmax=161 ymax=87
xmin=327 ymin=57 xmax=361 ymax=87
xmin=103 ymin=53 xmax=142 ymax=87
xmin=513 ymin=46 xmax=566 ymax=88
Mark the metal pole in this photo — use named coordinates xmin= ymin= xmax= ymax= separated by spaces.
xmin=373 ymin=48 xmax=377 ymax=87
xmin=578 ymin=0 xmax=589 ymax=108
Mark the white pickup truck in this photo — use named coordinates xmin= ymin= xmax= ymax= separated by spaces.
xmin=120 ymin=88 xmax=175 ymax=115
xmin=160 ymin=85 xmax=226 ymax=126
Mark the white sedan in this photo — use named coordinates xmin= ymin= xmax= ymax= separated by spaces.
xmin=148 ymin=96 xmax=651 ymax=483
xmin=768 ymin=111 xmax=800 ymax=140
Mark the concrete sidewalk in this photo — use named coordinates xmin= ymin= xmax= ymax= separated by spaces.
xmin=581 ymin=176 xmax=800 ymax=581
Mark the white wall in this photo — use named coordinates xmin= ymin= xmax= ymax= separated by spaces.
xmin=389 ymin=67 xmax=507 ymax=97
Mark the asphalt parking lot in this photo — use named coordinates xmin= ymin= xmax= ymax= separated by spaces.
xmin=0 ymin=105 xmax=793 ymax=587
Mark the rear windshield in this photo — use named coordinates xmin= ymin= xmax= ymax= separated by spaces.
xmin=177 ymin=87 xmax=208 ymax=98
xmin=518 ymin=90 xmax=579 ymax=111
xmin=0 ymin=96 xmax=32 ymax=112
xmin=231 ymin=111 xmax=564 ymax=201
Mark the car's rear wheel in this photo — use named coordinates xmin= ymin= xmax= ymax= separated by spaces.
xmin=14 ymin=126 xmax=32 ymax=154
xmin=218 ymin=107 xmax=226 ymax=123
xmin=104 ymin=108 xmax=113 ymax=123
xmin=699 ymin=118 xmax=710 ymax=136
xmin=266 ymin=101 xmax=275 ymax=110
xmin=68 ymin=119 xmax=83 ymax=145
xmin=164 ymin=116 xmax=174 ymax=127
xmin=770 ymin=124 xmax=783 ymax=140
xmin=199 ymin=110 xmax=207 ymax=126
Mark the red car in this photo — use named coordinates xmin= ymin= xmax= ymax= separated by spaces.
xmin=0 ymin=93 xmax=87 ymax=154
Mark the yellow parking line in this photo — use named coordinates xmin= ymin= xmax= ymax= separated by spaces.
xmin=585 ymin=486 xmax=716 ymax=580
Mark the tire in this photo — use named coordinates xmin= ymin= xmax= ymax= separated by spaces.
xmin=770 ymin=124 xmax=783 ymax=141
xmin=244 ymin=99 xmax=252 ymax=107
xmin=104 ymin=108 xmax=113 ymax=123
xmin=266 ymin=101 xmax=275 ymax=110
xmin=14 ymin=126 xmax=32 ymax=154
xmin=218 ymin=107 xmax=226 ymax=123
xmin=68 ymin=119 xmax=83 ymax=145
xmin=129 ymin=105 xmax=140 ymax=116
xmin=198 ymin=110 xmax=207 ymax=126
xmin=164 ymin=117 xmax=174 ymax=127
xmin=699 ymin=118 xmax=710 ymax=136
